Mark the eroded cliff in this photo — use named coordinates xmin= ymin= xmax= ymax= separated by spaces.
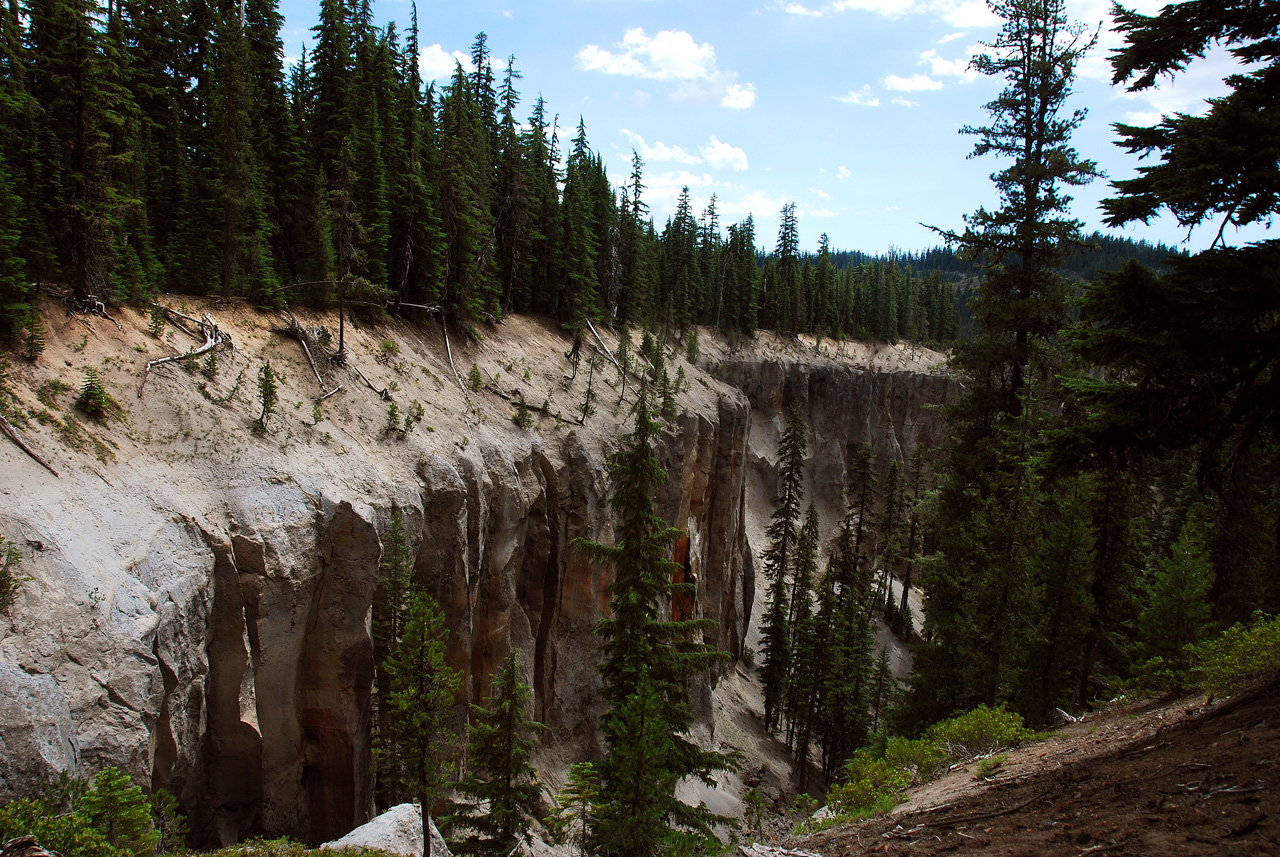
xmin=0 ymin=304 xmax=946 ymax=846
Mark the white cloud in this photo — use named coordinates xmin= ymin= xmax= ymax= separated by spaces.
xmin=799 ymin=205 xmax=838 ymax=218
xmin=837 ymin=166 xmax=852 ymax=181
xmin=883 ymin=73 xmax=942 ymax=91
xmin=620 ymin=132 xmax=748 ymax=172
xmin=774 ymin=0 xmax=997 ymax=24
xmin=621 ymin=130 xmax=700 ymax=165
xmin=420 ymin=44 xmax=471 ymax=81
xmin=939 ymin=0 xmax=1000 ymax=27
xmin=578 ymin=28 xmax=755 ymax=110
xmin=722 ymin=82 xmax=757 ymax=109
xmin=834 ymin=84 xmax=880 ymax=106
xmin=814 ymin=188 xmax=832 ymax=200
xmin=892 ymin=97 xmax=920 ymax=107
xmin=502 ymin=9 xmax=512 ymax=18
xmin=832 ymin=0 xmax=916 ymax=15
xmin=719 ymin=190 xmax=789 ymax=222
xmin=921 ymin=48 xmax=978 ymax=82
xmin=702 ymin=137 xmax=749 ymax=171
xmin=577 ymin=28 xmax=717 ymax=81
xmin=939 ymin=31 xmax=965 ymax=43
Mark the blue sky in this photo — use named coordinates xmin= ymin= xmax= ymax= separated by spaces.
xmin=278 ymin=0 xmax=1268 ymax=256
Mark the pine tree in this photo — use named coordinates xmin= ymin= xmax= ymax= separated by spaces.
xmin=1138 ymin=505 xmax=1214 ymax=662
xmin=909 ymin=0 xmax=1100 ymax=723
xmin=546 ymin=762 xmax=599 ymax=857
xmin=573 ymin=387 xmax=734 ymax=857
xmin=445 ymin=648 xmax=543 ymax=857
xmin=383 ymin=591 xmax=460 ymax=857
xmin=374 ymin=506 xmax=416 ymax=807
xmin=760 ymin=405 xmax=808 ymax=732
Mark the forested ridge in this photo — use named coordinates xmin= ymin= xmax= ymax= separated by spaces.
xmin=1 ymin=0 xmax=1278 ymax=853
xmin=0 ymin=0 xmax=1181 ymax=352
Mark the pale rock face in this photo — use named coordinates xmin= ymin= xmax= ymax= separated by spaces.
xmin=0 ymin=663 xmax=78 ymax=795
xmin=321 ymin=803 xmax=450 ymax=857
xmin=0 ymin=311 xmax=948 ymax=851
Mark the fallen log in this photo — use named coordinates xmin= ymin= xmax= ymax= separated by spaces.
xmin=138 ymin=311 xmax=232 ymax=397
xmin=0 ymin=412 xmax=59 ymax=477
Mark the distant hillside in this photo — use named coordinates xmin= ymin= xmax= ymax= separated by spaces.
xmin=825 ymin=231 xmax=1187 ymax=283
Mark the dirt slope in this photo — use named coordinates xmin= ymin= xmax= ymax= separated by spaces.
xmin=802 ymin=681 xmax=1280 ymax=857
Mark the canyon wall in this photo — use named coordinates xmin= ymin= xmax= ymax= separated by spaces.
xmin=0 ymin=310 xmax=948 ymax=848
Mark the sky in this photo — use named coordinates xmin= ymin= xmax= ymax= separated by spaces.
xmin=276 ymin=0 xmax=1270 ymax=257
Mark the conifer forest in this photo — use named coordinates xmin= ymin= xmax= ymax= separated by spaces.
xmin=1 ymin=0 xmax=1279 ymax=855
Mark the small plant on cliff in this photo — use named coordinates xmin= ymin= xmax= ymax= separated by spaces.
xmin=76 ymin=368 xmax=113 ymax=419
xmin=512 ymin=394 xmax=532 ymax=429
xmin=444 ymin=648 xmax=544 ymax=856
xmin=148 ymin=303 xmax=167 ymax=338
xmin=385 ymin=401 xmax=401 ymax=436
xmin=468 ymin=363 xmax=483 ymax=392
xmin=22 ymin=308 xmax=45 ymax=362
xmin=256 ymin=361 xmax=278 ymax=432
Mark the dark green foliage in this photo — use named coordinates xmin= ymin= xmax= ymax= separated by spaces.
xmin=373 ymin=506 xmax=415 ymax=807
xmin=906 ymin=0 xmax=1106 ymax=729
xmin=255 ymin=361 xmax=277 ymax=432
xmin=21 ymin=308 xmax=45 ymax=362
xmin=760 ymin=406 xmax=808 ymax=732
xmin=573 ymin=388 xmax=735 ymax=857
xmin=444 ymin=648 xmax=543 ymax=856
xmin=383 ymin=590 xmax=460 ymax=857
xmin=1104 ymin=0 xmax=1280 ymax=236
xmin=77 ymin=367 xmax=111 ymax=417
xmin=1138 ymin=506 xmax=1214 ymax=662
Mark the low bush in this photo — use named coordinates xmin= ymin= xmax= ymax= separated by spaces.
xmin=925 ymin=704 xmax=1036 ymax=761
xmin=821 ymin=705 xmax=1040 ymax=822
xmin=1131 ymin=612 xmax=1280 ymax=700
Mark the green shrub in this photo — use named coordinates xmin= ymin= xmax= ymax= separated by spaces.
xmin=925 ymin=704 xmax=1035 ymax=761
xmin=827 ymin=751 xmax=910 ymax=818
xmin=1198 ymin=612 xmax=1280 ymax=698
xmin=974 ymin=754 xmax=1008 ymax=780
xmin=882 ymin=736 xmax=944 ymax=785
xmin=1131 ymin=612 xmax=1280 ymax=700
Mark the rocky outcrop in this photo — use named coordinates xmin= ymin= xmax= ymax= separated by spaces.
xmin=0 ymin=310 xmax=948 ymax=851
xmin=716 ymin=348 xmax=955 ymax=517
xmin=320 ymin=803 xmax=450 ymax=857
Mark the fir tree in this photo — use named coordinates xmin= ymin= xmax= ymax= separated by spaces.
xmin=546 ymin=762 xmax=599 ymax=857
xmin=573 ymin=387 xmax=734 ymax=857
xmin=445 ymin=648 xmax=543 ymax=857
xmin=760 ymin=405 xmax=808 ymax=732
xmin=383 ymin=591 xmax=460 ymax=857
xmin=910 ymin=0 xmax=1100 ymax=722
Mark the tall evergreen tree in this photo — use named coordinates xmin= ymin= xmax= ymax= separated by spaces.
xmin=383 ymin=590 xmax=461 ymax=857
xmin=760 ymin=405 xmax=808 ymax=732
xmin=908 ymin=0 xmax=1100 ymax=723
xmin=444 ymin=648 xmax=543 ymax=857
xmin=574 ymin=388 xmax=734 ymax=857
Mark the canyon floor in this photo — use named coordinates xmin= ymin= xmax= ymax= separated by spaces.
xmin=797 ymin=680 xmax=1280 ymax=857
